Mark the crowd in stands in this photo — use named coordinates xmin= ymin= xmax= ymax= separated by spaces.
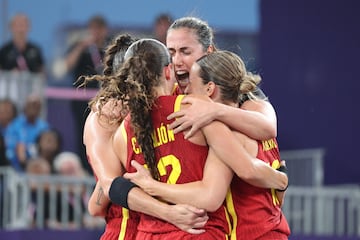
xmin=0 ymin=11 xmax=174 ymax=230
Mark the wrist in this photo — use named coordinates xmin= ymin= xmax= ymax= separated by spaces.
xmin=109 ymin=176 xmax=137 ymax=209
xmin=213 ymin=102 xmax=224 ymax=121
xmin=151 ymin=199 xmax=171 ymax=222
xmin=276 ymin=165 xmax=289 ymax=192
xmin=148 ymin=181 xmax=162 ymax=197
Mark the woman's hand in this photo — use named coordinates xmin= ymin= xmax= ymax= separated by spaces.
xmin=123 ymin=160 xmax=157 ymax=195
xmin=167 ymin=95 xmax=216 ymax=139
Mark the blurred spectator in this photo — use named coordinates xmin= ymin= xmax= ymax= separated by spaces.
xmin=0 ymin=134 xmax=10 ymax=167
xmin=35 ymin=129 xmax=62 ymax=173
xmin=0 ymin=13 xmax=44 ymax=73
xmin=53 ymin=15 xmax=110 ymax=175
xmin=26 ymin=156 xmax=51 ymax=175
xmin=153 ymin=13 xmax=173 ymax=44
xmin=0 ymin=98 xmax=17 ymax=136
xmin=53 ymin=151 xmax=87 ymax=178
xmin=51 ymin=151 xmax=94 ymax=229
xmin=4 ymin=95 xmax=49 ymax=171
xmin=25 ymin=156 xmax=52 ymax=228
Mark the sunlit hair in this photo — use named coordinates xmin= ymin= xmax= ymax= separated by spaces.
xmin=168 ymin=16 xmax=217 ymax=52
xmin=196 ymin=50 xmax=261 ymax=103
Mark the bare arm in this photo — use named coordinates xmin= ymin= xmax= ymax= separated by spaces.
xmin=167 ymin=95 xmax=277 ymax=140
xmin=85 ymin=115 xmax=208 ymax=233
xmin=217 ymin=99 xmax=277 ymax=139
xmin=202 ymin=121 xmax=287 ymax=190
xmin=124 ymin=147 xmax=233 ymax=212
xmin=88 ymin=181 xmax=108 ymax=217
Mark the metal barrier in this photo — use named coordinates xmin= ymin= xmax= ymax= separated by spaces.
xmin=283 ymin=185 xmax=360 ymax=237
xmin=281 ymin=148 xmax=326 ymax=186
xmin=1 ymin=152 xmax=359 ymax=237
xmin=0 ymin=167 xmax=103 ymax=230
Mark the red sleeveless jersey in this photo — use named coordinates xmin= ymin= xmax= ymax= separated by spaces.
xmin=121 ymin=95 xmax=230 ymax=240
xmin=225 ymin=138 xmax=290 ymax=240
xmin=100 ymin=205 xmax=139 ymax=240
xmin=86 ymin=156 xmax=139 ymax=240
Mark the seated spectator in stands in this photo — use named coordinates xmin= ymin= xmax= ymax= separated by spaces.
xmin=50 ymin=151 xmax=91 ymax=229
xmin=25 ymin=157 xmax=52 ymax=228
xmin=0 ymin=134 xmax=10 ymax=166
xmin=53 ymin=151 xmax=87 ymax=178
xmin=4 ymin=95 xmax=49 ymax=171
xmin=0 ymin=98 xmax=17 ymax=136
xmin=0 ymin=13 xmax=44 ymax=73
xmin=35 ymin=129 xmax=62 ymax=173
xmin=153 ymin=13 xmax=173 ymax=44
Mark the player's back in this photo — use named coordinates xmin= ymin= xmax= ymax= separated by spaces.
xmin=122 ymin=95 xmax=230 ymax=240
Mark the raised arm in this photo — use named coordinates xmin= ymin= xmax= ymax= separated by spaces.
xmin=167 ymin=95 xmax=277 ymax=140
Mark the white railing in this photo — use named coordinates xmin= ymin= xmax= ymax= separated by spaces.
xmin=281 ymin=148 xmax=325 ymax=186
xmin=0 ymin=167 xmax=103 ymax=230
xmin=283 ymin=185 xmax=360 ymax=237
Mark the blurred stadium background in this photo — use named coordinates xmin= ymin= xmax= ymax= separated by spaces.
xmin=0 ymin=0 xmax=359 ymax=239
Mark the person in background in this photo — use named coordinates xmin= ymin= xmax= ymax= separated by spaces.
xmin=4 ymin=95 xmax=49 ymax=171
xmin=153 ymin=13 xmax=173 ymax=44
xmin=0 ymin=134 xmax=10 ymax=167
xmin=0 ymin=13 xmax=44 ymax=73
xmin=35 ymin=129 xmax=62 ymax=173
xmin=53 ymin=151 xmax=87 ymax=178
xmin=61 ymin=15 xmax=110 ymax=174
xmin=50 ymin=151 xmax=91 ymax=229
xmin=25 ymin=156 xmax=52 ymax=228
xmin=0 ymin=98 xmax=17 ymax=136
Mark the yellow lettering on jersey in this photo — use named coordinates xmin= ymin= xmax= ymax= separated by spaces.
xmin=131 ymin=123 xmax=174 ymax=154
xmin=131 ymin=137 xmax=141 ymax=154
xmin=152 ymin=123 xmax=175 ymax=148
xmin=271 ymin=159 xmax=280 ymax=206
xmin=262 ymin=139 xmax=278 ymax=151
xmin=157 ymin=155 xmax=181 ymax=184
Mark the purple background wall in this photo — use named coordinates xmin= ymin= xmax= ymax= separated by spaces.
xmin=259 ymin=0 xmax=360 ymax=184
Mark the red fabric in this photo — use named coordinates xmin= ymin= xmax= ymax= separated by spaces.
xmin=123 ymin=95 xmax=230 ymax=239
xmin=226 ymin=138 xmax=291 ymax=240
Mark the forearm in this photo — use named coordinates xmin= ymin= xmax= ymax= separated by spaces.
xmin=215 ymin=100 xmax=277 ymax=140
xmin=127 ymin=187 xmax=174 ymax=221
xmin=146 ymin=181 xmax=221 ymax=212
xmin=242 ymin=160 xmax=288 ymax=190
xmin=124 ymin=151 xmax=232 ymax=212
xmin=203 ymin=122 xmax=286 ymax=190
xmin=88 ymin=181 xmax=109 ymax=217
xmin=90 ymin=178 xmax=175 ymax=223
